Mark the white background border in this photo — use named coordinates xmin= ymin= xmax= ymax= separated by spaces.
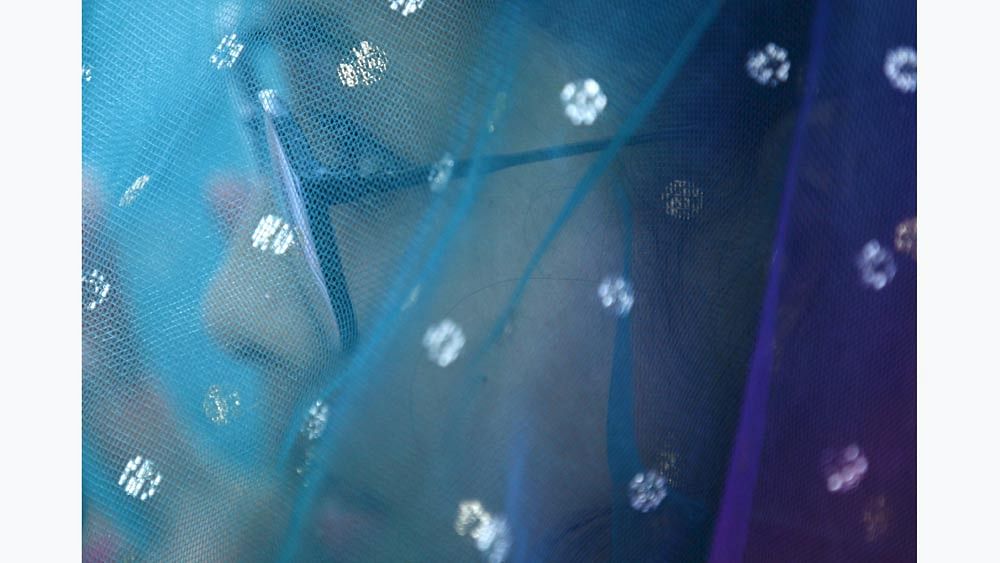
xmin=918 ymin=0 xmax=1000 ymax=560
xmin=2 ymin=3 xmax=82 ymax=560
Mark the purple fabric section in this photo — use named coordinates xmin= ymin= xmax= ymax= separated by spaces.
xmin=707 ymin=1 xmax=831 ymax=560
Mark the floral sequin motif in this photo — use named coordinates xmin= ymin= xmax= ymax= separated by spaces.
xmin=746 ymin=43 xmax=790 ymax=86
xmin=118 ymin=455 xmax=163 ymax=501
xmin=337 ymin=41 xmax=389 ymax=88
xmin=661 ymin=180 xmax=703 ymax=220
xmin=857 ymin=240 xmax=897 ymax=290
xmin=82 ymin=269 xmax=111 ymax=311
xmin=560 ymin=79 xmax=607 ymax=126
xmin=894 ymin=218 xmax=916 ymax=259
xmin=822 ymin=444 xmax=869 ymax=493
xmin=598 ymin=276 xmax=635 ymax=317
xmin=251 ymin=215 xmax=296 ymax=255
xmin=209 ymin=33 xmax=245 ymax=69
xmin=428 ymin=153 xmax=455 ymax=193
xmin=202 ymin=385 xmax=243 ymax=425
xmin=303 ymin=400 xmax=330 ymax=441
xmin=389 ymin=0 xmax=424 ymax=16
xmin=629 ymin=470 xmax=668 ymax=512
xmin=884 ymin=47 xmax=916 ymax=93
xmin=423 ymin=319 xmax=466 ymax=367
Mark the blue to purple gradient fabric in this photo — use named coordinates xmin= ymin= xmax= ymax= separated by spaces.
xmin=712 ymin=0 xmax=916 ymax=560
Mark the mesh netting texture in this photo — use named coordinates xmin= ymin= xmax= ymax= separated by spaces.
xmin=83 ymin=1 xmax=916 ymax=561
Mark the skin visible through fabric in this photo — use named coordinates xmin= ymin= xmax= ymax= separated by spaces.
xmin=80 ymin=0 xmax=909 ymax=560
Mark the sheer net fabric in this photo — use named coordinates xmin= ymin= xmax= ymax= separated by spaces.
xmin=83 ymin=1 xmax=915 ymax=561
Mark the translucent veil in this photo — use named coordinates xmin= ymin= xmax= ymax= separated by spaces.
xmin=83 ymin=0 xmax=916 ymax=560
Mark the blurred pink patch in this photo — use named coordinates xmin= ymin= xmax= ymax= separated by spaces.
xmin=82 ymin=531 xmax=121 ymax=563
xmin=315 ymin=497 xmax=379 ymax=556
xmin=207 ymin=173 xmax=253 ymax=236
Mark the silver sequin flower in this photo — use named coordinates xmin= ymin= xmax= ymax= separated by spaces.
xmin=303 ymin=400 xmax=330 ymax=441
xmin=428 ymin=152 xmax=456 ymax=192
xmin=746 ymin=43 xmax=791 ymax=87
xmin=119 ymin=174 xmax=150 ymax=207
xmin=477 ymin=516 xmax=511 ymax=563
xmin=118 ymin=455 xmax=163 ymax=501
xmin=560 ymin=79 xmax=607 ymax=126
xmin=203 ymin=385 xmax=243 ymax=425
xmin=337 ymin=41 xmax=388 ymax=88
xmin=82 ymin=269 xmax=111 ymax=311
xmin=822 ymin=444 xmax=869 ymax=493
xmin=454 ymin=500 xmax=512 ymax=563
xmin=258 ymin=89 xmax=278 ymax=116
xmin=857 ymin=240 xmax=897 ymax=290
xmin=598 ymin=276 xmax=635 ymax=317
xmin=423 ymin=319 xmax=466 ymax=367
xmin=209 ymin=33 xmax=245 ymax=69
xmin=389 ymin=0 xmax=424 ymax=16
xmin=629 ymin=470 xmax=668 ymax=513
xmin=884 ymin=47 xmax=916 ymax=93
xmin=251 ymin=214 xmax=296 ymax=255
xmin=894 ymin=218 xmax=916 ymax=259
xmin=661 ymin=180 xmax=703 ymax=220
